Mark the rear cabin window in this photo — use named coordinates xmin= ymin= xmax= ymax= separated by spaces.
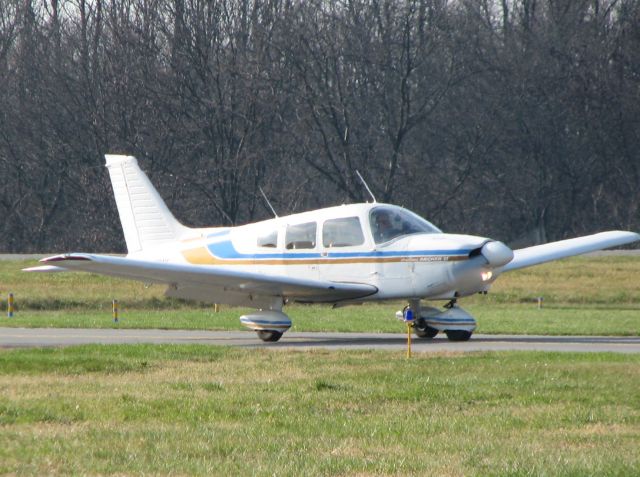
xmin=323 ymin=217 xmax=365 ymax=247
xmin=257 ymin=230 xmax=278 ymax=248
xmin=285 ymin=222 xmax=317 ymax=249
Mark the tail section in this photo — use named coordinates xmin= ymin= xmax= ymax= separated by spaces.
xmin=105 ymin=155 xmax=189 ymax=254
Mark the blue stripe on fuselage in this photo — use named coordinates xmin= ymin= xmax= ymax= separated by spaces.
xmin=206 ymin=229 xmax=231 ymax=238
xmin=205 ymin=238 xmax=472 ymax=260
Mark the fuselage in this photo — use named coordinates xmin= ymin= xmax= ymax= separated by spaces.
xmin=133 ymin=203 xmax=499 ymax=302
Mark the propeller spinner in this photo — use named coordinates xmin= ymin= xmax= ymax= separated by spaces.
xmin=480 ymin=241 xmax=514 ymax=268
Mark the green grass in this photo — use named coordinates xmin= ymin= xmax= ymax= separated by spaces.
xmin=1 ymin=303 xmax=640 ymax=336
xmin=1 ymin=256 xmax=639 ymax=335
xmin=0 ymin=345 xmax=638 ymax=475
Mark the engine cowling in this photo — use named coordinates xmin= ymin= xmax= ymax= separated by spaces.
xmin=445 ymin=240 xmax=513 ymax=297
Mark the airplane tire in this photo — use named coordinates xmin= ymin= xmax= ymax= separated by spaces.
xmin=445 ymin=330 xmax=472 ymax=342
xmin=414 ymin=319 xmax=439 ymax=338
xmin=257 ymin=330 xmax=283 ymax=342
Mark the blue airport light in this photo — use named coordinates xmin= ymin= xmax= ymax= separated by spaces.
xmin=403 ymin=307 xmax=414 ymax=322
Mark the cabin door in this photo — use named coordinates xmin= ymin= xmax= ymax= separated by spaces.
xmin=318 ymin=217 xmax=374 ymax=284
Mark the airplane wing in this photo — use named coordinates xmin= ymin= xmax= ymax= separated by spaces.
xmin=501 ymin=231 xmax=640 ymax=272
xmin=24 ymin=253 xmax=378 ymax=305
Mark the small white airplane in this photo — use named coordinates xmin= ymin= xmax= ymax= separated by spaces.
xmin=26 ymin=155 xmax=640 ymax=342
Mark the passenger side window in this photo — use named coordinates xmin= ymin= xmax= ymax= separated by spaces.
xmin=257 ymin=230 xmax=278 ymax=248
xmin=285 ymin=222 xmax=317 ymax=249
xmin=323 ymin=217 xmax=365 ymax=247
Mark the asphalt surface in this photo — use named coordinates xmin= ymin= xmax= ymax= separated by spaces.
xmin=1 ymin=328 xmax=639 ymax=353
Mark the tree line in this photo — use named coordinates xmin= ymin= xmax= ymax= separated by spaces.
xmin=0 ymin=0 xmax=638 ymax=252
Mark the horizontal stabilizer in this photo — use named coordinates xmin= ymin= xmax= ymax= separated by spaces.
xmin=502 ymin=231 xmax=640 ymax=272
xmin=22 ymin=265 xmax=67 ymax=272
xmin=37 ymin=253 xmax=378 ymax=304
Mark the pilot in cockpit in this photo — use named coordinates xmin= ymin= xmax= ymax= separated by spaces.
xmin=373 ymin=209 xmax=401 ymax=243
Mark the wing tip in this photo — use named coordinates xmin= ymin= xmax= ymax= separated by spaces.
xmin=604 ymin=230 xmax=640 ymax=245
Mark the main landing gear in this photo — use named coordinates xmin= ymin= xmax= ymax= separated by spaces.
xmin=240 ymin=308 xmax=291 ymax=343
xmin=399 ymin=299 xmax=476 ymax=342
xmin=256 ymin=330 xmax=284 ymax=342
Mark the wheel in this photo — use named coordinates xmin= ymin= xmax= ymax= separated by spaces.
xmin=413 ymin=318 xmax=439 ymax=338
xmin=257 ymin=330 xmax=283 ymax=342
xmin=445 ymin=330 xmax=472 ymax=342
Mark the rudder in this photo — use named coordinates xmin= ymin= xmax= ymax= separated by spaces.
xmin=105 ymin=155 xmax=188 ymax=254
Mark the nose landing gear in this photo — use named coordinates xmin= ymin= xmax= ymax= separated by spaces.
xmin=397 ymin=299 xmax=476 ymax=341
xmin=444 ymin=329 xmax=472 ymax=341
xmin=413 ymin=318 xmax=439 ymax=338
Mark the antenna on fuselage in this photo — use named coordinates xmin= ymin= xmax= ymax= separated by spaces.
xmin=259 ymin=186 xmax=279 ymax=218
xmin=355 ymin=170 xmax=377 ymax=203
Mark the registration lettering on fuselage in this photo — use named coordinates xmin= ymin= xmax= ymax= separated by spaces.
xmin=400 ymin=256 xmax=452 ymax=262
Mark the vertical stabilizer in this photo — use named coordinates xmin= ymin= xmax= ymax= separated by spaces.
xmin=105 ymin=155 xmax=188 ymax=254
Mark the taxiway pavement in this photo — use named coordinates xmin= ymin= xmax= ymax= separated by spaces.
xmin=1 ymin=328 xmax=639 ymax=353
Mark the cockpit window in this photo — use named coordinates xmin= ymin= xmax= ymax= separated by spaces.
xmin=285 ymin=222 xmax=317 ymax=249
xmin=370 ymin=207 xmax=440 ymax=244
xmin=322 ymin=217 xmax=365 ymax=247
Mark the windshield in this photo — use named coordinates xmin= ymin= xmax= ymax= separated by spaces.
xmin=370 ymin=207 xmax=441 ymax=244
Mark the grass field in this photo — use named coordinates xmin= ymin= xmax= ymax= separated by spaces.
xmin=0 ymin=345 xmax=638 ymax=476
xmin=1 ymin=256 xmax=639 ymax=335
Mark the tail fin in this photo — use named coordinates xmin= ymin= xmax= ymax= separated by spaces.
xmin=105 ymin=155 xmax=189 ymax=254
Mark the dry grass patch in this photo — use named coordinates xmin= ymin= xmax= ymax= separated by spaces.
xmin=488 ymin=256 xmax=640 ymax=304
